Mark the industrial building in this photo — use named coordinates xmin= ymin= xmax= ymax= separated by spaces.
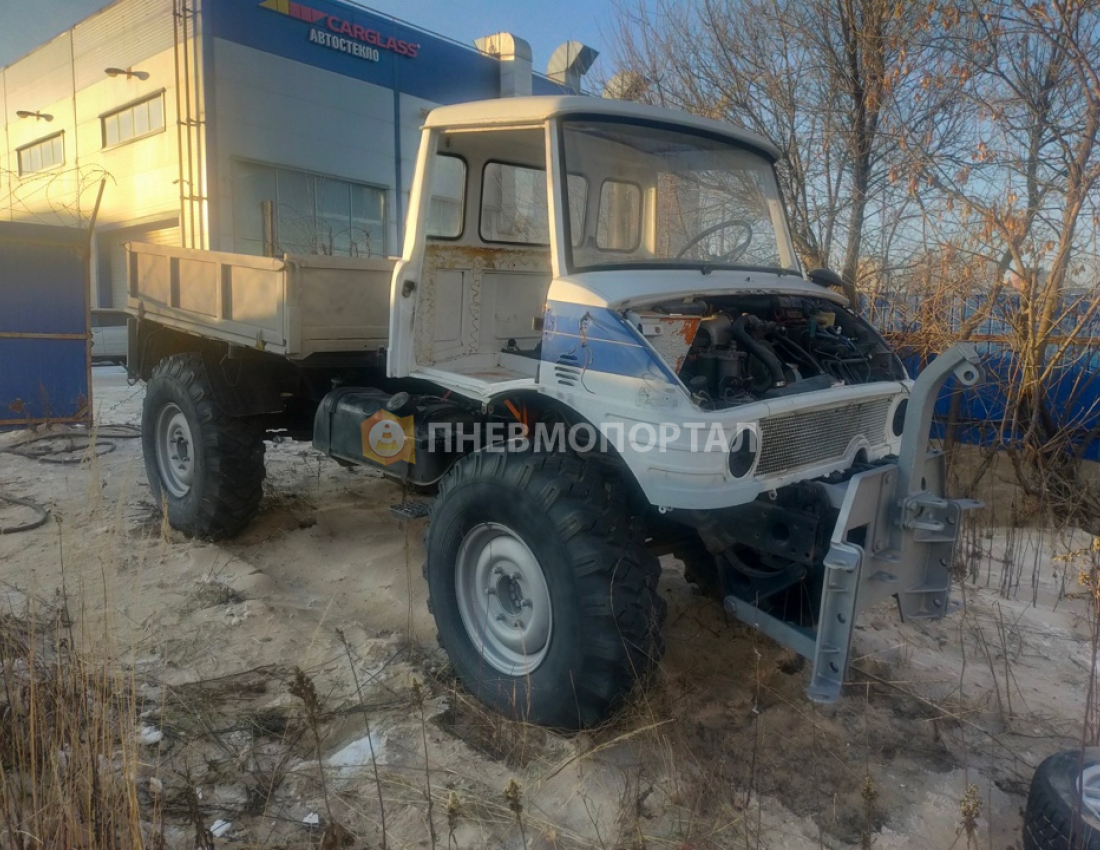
xmin=0 ymin=0 xmax=596 ymax=309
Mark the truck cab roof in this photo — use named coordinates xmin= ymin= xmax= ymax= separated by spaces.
xmin=422 ymin=95 xmax=781 ymax=161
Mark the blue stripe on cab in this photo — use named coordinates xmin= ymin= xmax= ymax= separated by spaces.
xmin=541 ymin=301 xmax=679 ymax=384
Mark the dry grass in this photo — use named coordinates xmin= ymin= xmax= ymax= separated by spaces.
xmin=1 ymin=429 xmax=1097 ymax=849
xmin=0 ymin=538 xmax=1087 ymax=850
xmin=0 ymin=600 xmax=152 ymax=849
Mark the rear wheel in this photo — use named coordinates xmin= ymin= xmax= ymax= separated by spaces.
xmin=141 ymin=353 xmax=266 ymax=539
xmin=425 ymin=448 xmax=665 ymax=729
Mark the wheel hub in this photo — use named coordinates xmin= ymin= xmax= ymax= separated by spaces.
xmin=154 ymin=403 xmax=195 ymax=499
xmin=495 ymin=570 xmax=534 ymax=613
xmin=1080 ymin=764 xmax=1100 ymax=821
xmin=455 ymin=523 xmax=552 ymax=675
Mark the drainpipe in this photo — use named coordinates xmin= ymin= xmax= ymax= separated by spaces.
xmin=393 ymin=58 xmax=403 ymax=252
xmin=474 ymin=33 xmax=532 ymax=97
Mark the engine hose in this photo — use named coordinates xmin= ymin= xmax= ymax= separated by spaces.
xmin=731 ymin=315 xmax=786 ymax=389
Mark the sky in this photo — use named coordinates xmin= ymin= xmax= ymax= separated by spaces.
xmin=0 ymin=0 xmax=618 ymax=81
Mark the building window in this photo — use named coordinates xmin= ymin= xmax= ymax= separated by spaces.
xmin=232 ymin=161 xmax=386 ymax=258
xmin=102 ymin=93 xmax=165 ymax=147
xmin=17 ymin=133 xmax=64 ymax=175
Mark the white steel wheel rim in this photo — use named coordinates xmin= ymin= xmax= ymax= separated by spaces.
xmin=155 ymin=403 xmax=195 ymax=499
xmin=454 ymin=522 xmax=553 ymax=676
xmin=1080 ymin=764 xmax=1100 ymax=821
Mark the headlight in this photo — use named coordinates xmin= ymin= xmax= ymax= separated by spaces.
xmin=728 ymin=427 xmax=758 ymax=478
xmin=891 ymin=398 xmax=908 ymax=437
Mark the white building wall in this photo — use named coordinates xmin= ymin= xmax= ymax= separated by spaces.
xmin=75 ymin=44 xmax=182 ymax=229
xmin=2 ymin=32 xmax=86 ymax=228
xmin=0 ymin=70 xmax=9 ymax=206
xmin=0 ymin=0 xmax=192 ymax=306
xmin=1 ymin=0 xmax=183 ymax=232
xmin=71 ymin=0 xmax=176 ymax=92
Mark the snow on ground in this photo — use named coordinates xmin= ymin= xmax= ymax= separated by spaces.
xmin=0 ymin=363 xmax=1094 ymax=848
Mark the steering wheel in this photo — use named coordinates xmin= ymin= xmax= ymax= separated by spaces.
xmin=675 ymin=219 xmax=754 ymax=262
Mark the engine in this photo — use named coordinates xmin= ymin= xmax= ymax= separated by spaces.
xmin=631 ymin=295 xmax=905 ymax=409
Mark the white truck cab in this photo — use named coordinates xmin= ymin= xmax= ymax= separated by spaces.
xmin=391 ymin=98 xmax=911 ymax=508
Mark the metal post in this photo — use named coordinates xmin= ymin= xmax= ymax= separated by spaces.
xmin=896 ymin=343 xmax=983 ymax=501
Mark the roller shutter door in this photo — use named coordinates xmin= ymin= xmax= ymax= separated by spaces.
xmin=107 ymin=223 xmax=180 ymax=309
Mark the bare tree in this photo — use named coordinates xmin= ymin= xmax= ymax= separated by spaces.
xmin=902 ymin=0 xmax=1100 ymax=529
xmin=610 ymin=0 xmax=1100 ymax=527
xmin=609 ymin=0 xmax=928 ymax=304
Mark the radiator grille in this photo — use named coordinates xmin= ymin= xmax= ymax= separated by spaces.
xmin=756 ymin=398 xmax=892 ymax=476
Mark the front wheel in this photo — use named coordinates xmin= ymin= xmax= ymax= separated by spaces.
xmin=425 ymin=448 xmax=666 ymax=729
xmin=1023 ymin=749 xmax=1100 ymax=849
xmin=141 ymin=353 xmax=266 ymax=539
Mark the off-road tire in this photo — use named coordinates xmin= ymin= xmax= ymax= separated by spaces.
xmin=1023 ymin=749 xmax=1100 ymax=850
xmin=142 ymin=353 xmax=266 ymax=539
xmin=424 ymin=448 xmax=666 ymax=729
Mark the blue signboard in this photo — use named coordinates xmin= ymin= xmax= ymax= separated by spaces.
xmin=0 ymin=223 xmax=90 ymax=430
xmin=206 ymin=0 xmax=567 ymax=103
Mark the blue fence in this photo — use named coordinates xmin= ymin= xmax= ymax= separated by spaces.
xmin=0 ymin=223 xmax=90 ymax=430
xmin=874 ymin=292 xmax=1100 ymax=461
xmin=869 ymin=292 xmax=1100 ymax=341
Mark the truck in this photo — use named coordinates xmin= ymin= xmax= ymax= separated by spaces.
xmin=125 ymin=95 xmax=981 ymax=730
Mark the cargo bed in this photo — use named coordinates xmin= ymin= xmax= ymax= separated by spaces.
xmin=127 ymin=243 xmax=395 ymax=359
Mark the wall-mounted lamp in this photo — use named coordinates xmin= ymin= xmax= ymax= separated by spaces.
xmin=15 ymin=110 xmax=53 ymax=121
xmin=105 ymin=67 xmax=150 ymax=80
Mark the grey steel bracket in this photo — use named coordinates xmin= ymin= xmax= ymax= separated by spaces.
xmin=896 ymin=343 xmax=983 ymax=503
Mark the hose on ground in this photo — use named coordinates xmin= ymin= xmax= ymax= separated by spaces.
xmin=0 ymin=493 xmax=49 ymax=534
xmin=1 ymin=425 xmax=141 ymax=464
xmin=0 ymin=425 xmax=139 ymax=532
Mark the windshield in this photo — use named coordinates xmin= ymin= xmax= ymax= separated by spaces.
xmin=560 ymin=119 xmax=799 ymax=274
